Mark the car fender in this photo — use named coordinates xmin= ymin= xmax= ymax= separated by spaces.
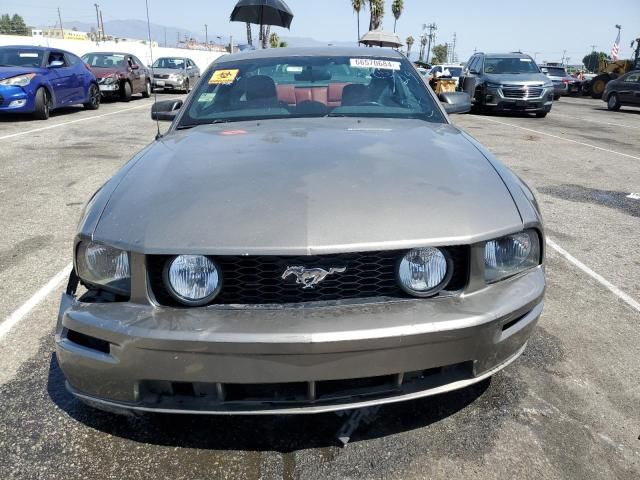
xmin=31 ymin=74 xmax=59 ymax=108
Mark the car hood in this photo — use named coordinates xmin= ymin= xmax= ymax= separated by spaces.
xmin=153 ymin=68 xmax=186 ymax=76
xmin=484 ymin=73 xmax=549 ymax=84
xmin=93 ymin=117 xmax=523 ymax=255
xmin=0 ymin=67 xmax=45 ymax=80
xmin=91 ymin=67 xmax=124 ymax=78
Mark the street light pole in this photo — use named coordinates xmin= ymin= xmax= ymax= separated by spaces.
xmin=205 ymin=24 xmax=208 ymax=45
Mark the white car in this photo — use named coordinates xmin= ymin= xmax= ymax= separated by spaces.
xmin=429 ymin=64 xmax=464 ymax=86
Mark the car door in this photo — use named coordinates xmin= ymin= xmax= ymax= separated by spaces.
xmin=461 ymin=55 xmax=480 ymax=97
xmin=127 ymin=55 xmax=143 ymax=93
xmin=619 ymin=73 xmax=640 ymax=104
xmin=132 ymin=56 xmax=148 ymax=90
xmin=64 ymin=53 xmax=87 ymax=103
xmin=188 ymin=59 xmax=199 ymax=82
xmin=46 ymin=50 xmax=74 ymax=106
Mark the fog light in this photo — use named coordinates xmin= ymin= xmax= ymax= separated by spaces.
xmin=8 ymin=99 xmax=27 ymax=108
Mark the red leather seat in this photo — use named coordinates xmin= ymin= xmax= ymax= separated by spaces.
xmin=276 ymin=83 xmax=350 ymax=108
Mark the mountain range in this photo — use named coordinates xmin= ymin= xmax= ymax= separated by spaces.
xmin=59 ymin=19 xmax=354 ymax=48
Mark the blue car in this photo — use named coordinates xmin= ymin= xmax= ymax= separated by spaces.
xmin=0 ymin=45 xmax=100 ymax=120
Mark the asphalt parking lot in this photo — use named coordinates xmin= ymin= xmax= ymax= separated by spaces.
xmin=0 ymin=96 xmax=639 ymax=479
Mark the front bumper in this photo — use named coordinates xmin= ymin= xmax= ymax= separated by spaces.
xmin=98 ymin=83 xmax=119 ymax=93
xmin=56 ymin=266 xmax=544 ymax=414
xmin=152 ymin=78 xmax=184 ymax=89
xmin=482 ymin=85 xmax=554 ymax=112
xmin=0 ymin=85 xmax=36 ymax=113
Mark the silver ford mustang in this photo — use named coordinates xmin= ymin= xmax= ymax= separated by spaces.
xmin=56 ymin=47 xmax=545 ymax=415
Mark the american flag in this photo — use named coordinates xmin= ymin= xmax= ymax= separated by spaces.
xmin=611 ymin=29 xmax=621 ymax=61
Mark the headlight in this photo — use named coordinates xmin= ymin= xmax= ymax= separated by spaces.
xmin=103 ymin=75 xmax=117 ymax=85
xmin=76 ymin=241 xmax=130 ymax=295
xmin=398 ymin=247 xmax=451 ymax=297
xmin=543 ymin=82 xmax=554 ymax=88
xmin=484 ymin=229 xmax=541 ymax=283
xmin=169 ymin=74 xmax=180 ymax=81
xmin=165 ymin=255 xmax=221 ymax=306
xmin=486 ymin=82 xmax=502 ymax=88
xmin=0 ymin=73 xmax=36 ymax=87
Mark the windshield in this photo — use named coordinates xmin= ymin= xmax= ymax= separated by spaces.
xmin=483 ymin=57 xmax=540 ymax=74
xmin=545 ymin=67 xmax=567 ymax=77
xmin=81 ymin=53 xmax=125 ymax=68
xmin=153 ymin=58 xmax=185 ymax=69
xmin=179 ymin=55 xmax=445 ymax=127
xmin=0 ymin=48 xmax=43 ymax=67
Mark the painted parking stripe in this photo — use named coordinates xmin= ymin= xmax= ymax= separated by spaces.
xmin=546 ymin=238 xmax=640 ymax=313
xmin=0 ymin=96 xmax=181 ymax=141
xmin=0 ymin=263 xmax=72 ymax=340
xmin=481 ymin=117 xmax=640 ymax=161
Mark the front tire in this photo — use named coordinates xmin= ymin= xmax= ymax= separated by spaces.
xmin=142 ymin=80 xmax=151 ymax=98
xmin=590 ymin=74 xmax=609 ymax=99
xmin=83 ymin=84 xmax=100 ymax=110
xmin=120 ymin=81 xmax=132 ymax=102
xmin=32 ymin=87 xmax=50 ymax=120
xmin=607 ymin=93 xmax=621 ymax=111
xmin=184 ymin=79 xmax=190 ymax=94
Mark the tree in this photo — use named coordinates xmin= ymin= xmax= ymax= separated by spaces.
xmin=391 ymin=0 xmax=403 ymax=33
xmin=279 ymin=40 xmax=288 ymax=48
xmin=351 ymin=0 xmax=365 ymax=44
xmin=582 ymin=51 xmax=610 ymax=72
xmin=419 ymin=34 xmax=427 ymax=61
xmin=368 ymin=0 xmax=384 ymax=31
xmin=0 ymin=13 xmax=28 ymax=36
xmin=406 ymin=36 xmax=414 ymax=59
xmin=246 ymin=23 xmax=253 ymax=47
xmin=431 ymin=43 xmax=448 ymax=64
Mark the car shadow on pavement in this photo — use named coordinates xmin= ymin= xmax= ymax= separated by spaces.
xmin=46 ymin=353 xmax=490 ymax=452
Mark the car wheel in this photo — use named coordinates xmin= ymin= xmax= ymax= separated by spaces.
xmin=553 ymin=94 xmax=560 ymax=101
xmin=32 ymin=87 xmax=50 ymax=120
xmin=184 ymin=79 xmax=190 ymax=94
xmin=142 ymin=80 xmax=151 ymax=98
xmin=607 ymin=93 xmax=621 ymax=111
xmin=120 ymin=81 xmax=132 ymax=102
xmin=83 ymin=84 xmax=100 ymax=110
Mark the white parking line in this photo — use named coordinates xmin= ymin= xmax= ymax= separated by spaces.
xmin=0 ymin=97 xmax=179 ymax=141
xmin=551 ymin=112 xmax=640 ymax=130
xmin=481 ymin=117 xmax=640 ymax=161
xmin=546 ymin=238 xmax=640 ymax=314
xmin=0 ymin=263 xmax=72 ymax=340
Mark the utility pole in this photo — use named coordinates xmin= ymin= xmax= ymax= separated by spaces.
xmin=204 ymin=24 xmax=208 ymax=45
xmin=561 ymin=49 xmax=567 ymax=65
xmin=93 ymin=4 xmax=100 ymax=41
xmin=164 ymin=28 xmax=167 ymax=47
xmin=99 ymin=9 xmax=105 ymax=40
xmin=57 ymin=7 xmax=64 ymax=39
xmin=451 ymin=32 xmax=457 ymax=63
xmin=177 ymin=31 xmax=180 ymax=47
xmin=425 ymin=23 xmax=437 ymax=64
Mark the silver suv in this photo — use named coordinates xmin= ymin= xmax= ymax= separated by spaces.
xmin=459 ymin=52 xmax=554 ymax=117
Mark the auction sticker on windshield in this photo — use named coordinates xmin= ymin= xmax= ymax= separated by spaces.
xmin=209 ymin=69 xmax=240 ymax=85
xmin=350 ymin=58 xmax=401 ymax=70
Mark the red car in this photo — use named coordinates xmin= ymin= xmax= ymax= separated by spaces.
xmin=82 ymin=52 xmax=151 ymax=101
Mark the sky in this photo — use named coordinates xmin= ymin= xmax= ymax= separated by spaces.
xmin=8 ymin=0 xmax=640 ymax=64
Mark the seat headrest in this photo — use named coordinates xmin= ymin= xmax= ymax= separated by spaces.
xmin=341 ymin=84 xmax=368 ymax=106
xmin=244 ymin=75 xmax=277 ymax=101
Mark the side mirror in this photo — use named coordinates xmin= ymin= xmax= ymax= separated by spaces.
xmin=131 ymin=64 xmax=140 ymax=70
xmin=48 ymin=60 xmax=65 ymax=68
xmin=439 ymin=91 xmax=471 ymax=114
xmin=151 ymin=99 xmax=183 ymax=121
xmin=468 ymin=69 xmax=479 ymax=75
xmin=541 ymin=68 xmax=548 ymax=74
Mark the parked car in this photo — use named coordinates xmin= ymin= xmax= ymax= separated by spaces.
xmin=151 ymin=57 xmax=200 ymax=93
xmin=602 ymin=70 xmax=640 ymax=110
xmin=82 ymin=52 xmax=151 ymax=101
xmin=428 ymin=64 xmax=463 ymax=86
xmin=57 ymin=47 xmax=544 ymax=416
xmin=0 ymin=45 xmax=99 ymax=119
xmin=459 ymin=52 xmax=554 ymax=117
xmin=540 ymin=65 xmax=580 ymax=99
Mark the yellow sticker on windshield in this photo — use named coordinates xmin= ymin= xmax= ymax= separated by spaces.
xmin=209 ymin=69 xmax=239 ymax=84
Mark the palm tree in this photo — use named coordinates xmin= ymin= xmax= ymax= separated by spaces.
xmin=391 ymin=0 xmax=404 ymax=33
xmin=351 ymin=0 xmax=365 ymax=45
xmin=406 ymin=36 xmax=414 ymax=59
xmin=368 ymin=0 xmax=384 ymax=31
xmin=246 ymin=23 xmax=253 ymax=46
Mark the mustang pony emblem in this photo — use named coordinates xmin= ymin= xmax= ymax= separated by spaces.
xmin=282 ymin=266 xmax=346 ymax=289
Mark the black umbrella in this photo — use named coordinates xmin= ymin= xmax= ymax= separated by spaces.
xmin=230 ymin=0 xmax=294 ymax=30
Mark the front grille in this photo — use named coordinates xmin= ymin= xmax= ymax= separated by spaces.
xmin=147 ymin=247 xmax=469 ymax=306
xmin=502 ymin=86 xmax=543 ymax=99
xmin=154 ymin=74 xmax=170 ymax=79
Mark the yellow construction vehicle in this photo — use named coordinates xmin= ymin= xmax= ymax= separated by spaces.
xmin=590 ymin=36 xmax=640 ymax=98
